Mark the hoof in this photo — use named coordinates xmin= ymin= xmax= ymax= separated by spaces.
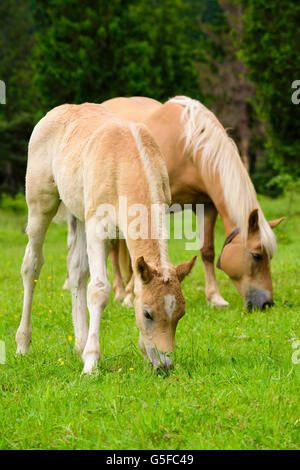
xmin=207 ymin=294 xmax=229 ymax=307
xmin=16 ymin=330 xmax=31 ymax=355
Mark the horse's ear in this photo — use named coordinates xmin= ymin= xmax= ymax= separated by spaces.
xmin=136 ymin=256 xmax=154 ymax=284
xmin=176 ymin=256 xmax=197 ymax=283
xmin=269 ymin=217 xmax=286 ymax=229
xmin=248 ymin=209 xmax=259 ymax=234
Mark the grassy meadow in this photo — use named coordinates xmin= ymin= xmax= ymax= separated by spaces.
xmin=0 ymin=193 xmax=299 ymax=450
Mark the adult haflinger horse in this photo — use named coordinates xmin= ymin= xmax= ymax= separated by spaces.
xmin=103 ymin=96 xmax=285 ymax=310
xmin=16 ymin=103 xmax=196 ymax=374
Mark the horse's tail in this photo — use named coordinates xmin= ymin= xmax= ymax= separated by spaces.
xmin=118 ymin=239 xmax=132 ymax=284
xmin=53 ymin=202 xmax=67 ymax=224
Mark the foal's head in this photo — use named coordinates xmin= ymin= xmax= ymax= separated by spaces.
xmin=218 ymin=209 xmax=285 ymax=310
xmin=133 ymin=256 xmax=197 ymax=370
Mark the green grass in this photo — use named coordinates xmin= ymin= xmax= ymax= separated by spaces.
xmin=0 ymin=194 xmax=299 ymax=450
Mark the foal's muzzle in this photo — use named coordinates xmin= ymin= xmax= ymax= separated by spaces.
xmin=246 ymin=289 xmax=274 ymax=310
xmin=149 ymin=348 xmax=173 ymax=371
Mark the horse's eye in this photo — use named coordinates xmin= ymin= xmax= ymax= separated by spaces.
xmin=143 ymin=310 xmax=153 ymax=320
xmin=251 ymin=252 xmax=262 ymax=261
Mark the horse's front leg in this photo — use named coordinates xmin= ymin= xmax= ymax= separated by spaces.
xmin=200 ymin=204 xmax=229 ymax=307
xmin=82 ymin=218 xmax=111 ymax=374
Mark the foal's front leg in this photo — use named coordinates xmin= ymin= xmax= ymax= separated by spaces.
xmin=200 ymin=204 xmax=229 ymax=307
xmin=82 ymin=218 xmax=111 ymax=374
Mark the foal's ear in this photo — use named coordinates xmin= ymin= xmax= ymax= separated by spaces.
xmin=136 ymin=256 xmax=155 ymax=284
xmin=269 ymin=217 xmax=286 ymax=229
xmin=176 ymin=256 xmax=197 ymax=283
xmin=248 ymin=209 xmax=259 ymax=234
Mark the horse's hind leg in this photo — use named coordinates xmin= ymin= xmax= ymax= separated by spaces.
xmin=82 ymin=217 xmax=111 ymax=374
xmin=16 ymin=195 xmax=59 ymax=354
xmin=67 ymin=216 xmax=89 ymax=355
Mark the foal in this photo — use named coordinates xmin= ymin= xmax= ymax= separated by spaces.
xmin=16 ymin=103 xmax=196 ymax=374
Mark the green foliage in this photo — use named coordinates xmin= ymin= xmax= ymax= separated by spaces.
xmin=240 ymin=0 xmax=300 ymax=176
xmin=33 ymin=0 xmax=201 ymax=112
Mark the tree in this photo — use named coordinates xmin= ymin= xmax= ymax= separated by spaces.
xmin=196 ymin=1 xmax=263 ymax=173
xmin=0 ymin=1 xmax=36 ymax=194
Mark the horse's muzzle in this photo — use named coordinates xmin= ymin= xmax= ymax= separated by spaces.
xmin=246 ymin=289 xmax=274 ymax=310
xmin=148 ymin=348 xmax=174 ymax=371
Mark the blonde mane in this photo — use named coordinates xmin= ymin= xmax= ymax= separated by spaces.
xmin=169 ymin=96 xmax=276 ymax=257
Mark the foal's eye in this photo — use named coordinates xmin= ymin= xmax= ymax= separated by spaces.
xmin=143 ymin=309 xmax=153 ymax=320
xmin=251 ymin=252 xmax=263 ymax=261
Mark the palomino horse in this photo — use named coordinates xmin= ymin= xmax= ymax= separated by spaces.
xmin=16 ymin=103 xmax=196 ymax=374
xmin=102 ymin=96 xmax=284 ymax=310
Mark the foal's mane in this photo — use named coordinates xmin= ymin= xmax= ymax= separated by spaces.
xmin=169 ymin=96 xmax=276 ymax=257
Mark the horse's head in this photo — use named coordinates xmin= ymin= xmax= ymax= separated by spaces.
xmin=218 ymin=209 xmax=285 ymax=310
xmin=133 ymin=255 xmax=197 ymax=370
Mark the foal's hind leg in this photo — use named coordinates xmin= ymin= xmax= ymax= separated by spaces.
xmin=67 ymin=216 xmax=89 ymax=354
xmin=82 ymin=217 xmax=111 ymax=374
xmin=16 ymin=199 xmax=59 ymax=354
